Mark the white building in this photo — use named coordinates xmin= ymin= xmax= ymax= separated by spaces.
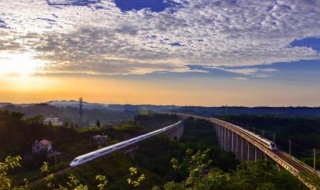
xmin=92 ymin=134 xmax=108 ymax=145
xmin=43 ymin=117 xmax=63 ymax=126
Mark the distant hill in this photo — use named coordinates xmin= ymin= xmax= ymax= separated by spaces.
xmin=0 ymin=103 xmax=136 ymax=127
xmin=46 ymin=101 xmax=179 ymax=112
xmin=175 ymin=106 xmax=320 ymax=118
xmin=47 ymin=100 xmax=109 ymax=110
xmin=0 ymin=102 xmax=13 ymax=108
xmin=106 ymin=104 xmax=179 ymax=112
xmin=1 ymin=101 xmax=320 ymax=123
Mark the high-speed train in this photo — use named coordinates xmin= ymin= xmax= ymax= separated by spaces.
xmin=70 ymin=121 xmax=182 ymax=167
xmin=211 ymin=118 xmax=277 ymax=151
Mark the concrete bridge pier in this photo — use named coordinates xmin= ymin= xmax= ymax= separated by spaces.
xmin=218 ymin=125 xmax=222 ymax=147
xmin=216 ymin=124 xmax=221 ymax=146
xmin=255 ymin=149 xmax=264 ymax=161
xmin=243 ymin=140 xmax=248 ymax=161
xmin=224 ymin=128 xmax=228 ymax=151
xmin=248 ymin=143 xmax=255 ymax=160
xmin=240 ymin=137 xmax=245 ymax=161
xmin=225 ymin=128 xmax=229 ymax=151
xmin=165 ymin=123 xmax=184 ymax=141
xmin=217 ymin=125 xmax=222 ymax=147
xmin=236 ymin=135 xmax=242 ymax=161
xmin=226 ymin=129 xmax=230 ymax=151
xmin=228 ymin=130 xmax=233 ymax=151
xmin=213 ymin=124 xmax=218 ymax=137
xmin=243 ymin=140 xmax=250 ymax=161
xmin=234 ymin=134 xmax=239 ymax=159
xmin=178 ymin=124 xmax=184 ymax=140
xmin=231 ymin=132 xmax=236 ymax=152
xmin=222 ymin=127 xmax=226 ymax=150
xmin=220 ymin=125 xmax=224 ymax=148
xmin=177 ymin=124 xmax=184 ymax=139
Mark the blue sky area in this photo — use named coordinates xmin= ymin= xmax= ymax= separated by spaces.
xmin=290 ymin=37 xmax=320 ymax=52
xmin=0 ymin=19 xmax=8 ymax=29
xmin=114 ymin=0 xmax=180 ymax=12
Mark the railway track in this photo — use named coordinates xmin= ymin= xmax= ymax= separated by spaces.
xmin=27 ymin=167 xmax=71 ymax=187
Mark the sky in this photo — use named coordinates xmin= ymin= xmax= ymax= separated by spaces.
xmin=0 ymin=0 xmax=320 ymax=106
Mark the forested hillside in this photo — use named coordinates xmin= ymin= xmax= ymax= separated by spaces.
xmin=0 ymin=111 xmax=308 ymax=189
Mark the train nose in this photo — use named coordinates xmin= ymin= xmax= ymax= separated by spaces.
xmin=70 ymin=159 xmax=79 ymax=167
xmin=70 ymin=162 xmax=76 ymax=167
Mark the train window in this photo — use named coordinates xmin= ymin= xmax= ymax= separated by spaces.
xmin=74 ymin=159 xmax=78 ymax=162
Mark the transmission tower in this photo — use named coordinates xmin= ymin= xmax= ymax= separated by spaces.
xmin=79 ymin=97 xmax=83 ymax=127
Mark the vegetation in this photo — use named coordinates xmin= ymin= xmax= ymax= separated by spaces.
xmin=0 ymin=110 xmax=312 ymax=189
xmin=2 ymin=104 xmax=137 ymax=128
xmin=154 ymin=150 xmax=306 ymax=190
xmin=0 ymin=152 xmax=306 ymax=190
xmin=0 ymin=110 xmax=76 ymax=161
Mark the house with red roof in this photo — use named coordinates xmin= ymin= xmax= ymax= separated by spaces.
xmin=32 ymin=139 xmax=53 ymax=154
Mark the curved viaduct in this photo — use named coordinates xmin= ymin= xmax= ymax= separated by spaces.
xmin=173 ymin=113 xmax=320 ymax=190
xmin=28 ymin=121 xmax=184 ymax=187
xmin=124 ymin=121 xmax=184 ymax=154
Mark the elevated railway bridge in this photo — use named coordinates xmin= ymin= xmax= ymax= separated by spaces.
xmin=29 ymin=121 xmax=184 ymax=187
xmin=173 ymin=112 xmax=320 ymax=190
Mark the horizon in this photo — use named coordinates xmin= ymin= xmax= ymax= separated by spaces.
xmin=1 ymin=1 xmax=320 ymax=106
xmin=2 ymin=99 xmax=320 ymax=109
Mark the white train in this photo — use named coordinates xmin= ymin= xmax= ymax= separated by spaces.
xmin=211 ymin=118 xmax=277 ymax=151
xmin=70 ymin=121 xmax=182 ymax=167
xmin=233 ymin=123 xmax=277 ymax=150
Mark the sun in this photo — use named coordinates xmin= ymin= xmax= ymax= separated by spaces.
xmin=0 ymin=52 xmax=43 ymax=76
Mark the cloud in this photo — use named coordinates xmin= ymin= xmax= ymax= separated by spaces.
xmin=223 ymin=68 xmax=278 ymax=77
xmin=0 ymin=19 xmax=9 ymax=29
xmin=0 ymin=0 xmax=320 ymax=75
xmin=233 ymin=77 xmax=248 ymax=81
xmin=202 ymin=66 xmax=278 ymax=78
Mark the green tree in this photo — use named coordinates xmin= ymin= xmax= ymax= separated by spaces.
xmin=96 ymin=175 xmax=108 ymax=190
xmin=96 ymin=120 xmax=100 ymax=128
xmin=156 ymin=149 xmax=305 ymax=190
xmin=0 ymin=156 xmax=26 ymax=190
xmin=127 ymin=167 xmax=145 ymax=188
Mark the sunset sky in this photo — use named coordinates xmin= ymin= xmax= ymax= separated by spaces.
xmin=1 ymin=0 xmax=320 ymax=106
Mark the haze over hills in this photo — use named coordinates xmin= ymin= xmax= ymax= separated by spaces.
xmin=1 ymin=100 xmax=320 ymax=119
xmin=47 ymin=100 xmax=109 ymax=110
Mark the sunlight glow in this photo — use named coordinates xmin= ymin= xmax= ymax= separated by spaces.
xmin=0 ymin=52 xmax=44 ymax=76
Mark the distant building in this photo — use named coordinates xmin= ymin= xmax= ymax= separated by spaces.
xmin=92 ymin=134 xmax=108 ymax=145
xmin=32 ymin=139 xmax=53 ymax=154
xmin=104 ymin=124 xmax=113 ymax=129
xmin=43 ymin=117 xmax=63 ymax=126
xmin=0 ymin=103 xmax=11 ymax=108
